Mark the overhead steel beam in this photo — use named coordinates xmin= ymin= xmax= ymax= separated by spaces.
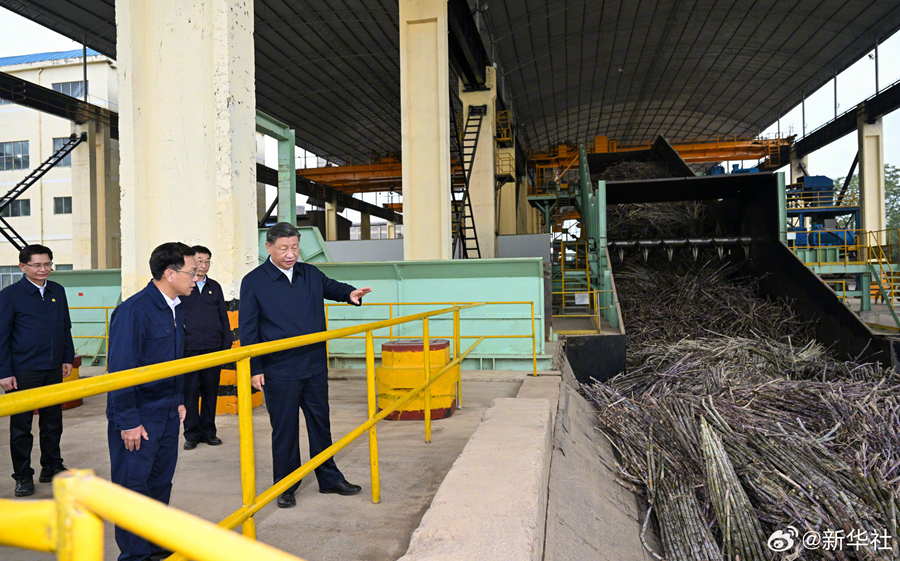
xmin=447 ymin=0 xmax=491 ymax=90
xmin=257 ymin=163 xmax=402 ymax=225
xmin=795 ymin=78 xmax=900 ymax=157
xmin=0 ymin=69 xmax=118 ymax=138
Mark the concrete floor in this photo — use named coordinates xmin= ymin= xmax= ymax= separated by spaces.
xmin=0 ymin=373 xmax=523 ymax=560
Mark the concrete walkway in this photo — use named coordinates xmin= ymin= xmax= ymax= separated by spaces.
xmin=0 ymin=375 xmax=521 ymax=560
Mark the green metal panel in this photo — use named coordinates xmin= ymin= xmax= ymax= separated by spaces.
xmin=258 ymin=226 xmax=331 ymax=264
xmin=313 ymin=258 xmax=546 ymax=366
xmin=778 ymin=172 xmax=787 ymax=243
xmin=277 ymin=130 xmax=297 ymax=225
xmin=53 ymin=269 xmax=123 ymax=365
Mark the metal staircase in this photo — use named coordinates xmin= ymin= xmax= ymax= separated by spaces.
xmin=449 ymin=103 xmax=485 ymax=259
xmin=0 ymin=132 xmax=87 ymax=250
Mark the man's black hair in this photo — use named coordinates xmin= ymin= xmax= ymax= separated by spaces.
xmin=191 ymin=245 xmax=212 ymax=259
xmin=266 ymin=222 xmax=301 ymax=244
xmin=149 ymin=242 xmax=196 ymax=281
xmin=19 ymin=244 xmax=53 ymax=264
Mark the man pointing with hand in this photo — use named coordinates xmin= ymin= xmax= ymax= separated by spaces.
xmin=240 ymin=222 xmax=371 ymax=509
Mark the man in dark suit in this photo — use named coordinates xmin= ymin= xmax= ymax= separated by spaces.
xmin=0 ymin=244 xmax=74 ymax=497
xmin=107 ymin=242 xmax=197 ymax=561
xmin=181 ymin=245 xmax=232 ymax=450
xmin=240 ymin=222 xmax=371 ymax=509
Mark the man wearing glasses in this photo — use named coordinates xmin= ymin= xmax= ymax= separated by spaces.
xmin=106 ymin=242 xmax=197 ymax=561
xmin=180 ymin=245 xmax=232 ymax=450
xmin=0 ymin=244 xmax=74 ymax=498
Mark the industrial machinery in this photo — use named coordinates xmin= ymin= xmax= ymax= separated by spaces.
xmin=553 ymin=140 xmax=894 ymax=382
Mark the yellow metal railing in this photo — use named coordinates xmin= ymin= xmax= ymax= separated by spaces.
xmin=325 ymin=301 xmax=538 ymax=376
xmin=0 ymin=303 xmax=498 ymax=560
xmin=823 ymin=279 xmax=848 ymax=304
xmin=786 ymin=187 xmax=859 ymax=210
xmin=496 ymin=109 xmax=512 ymax=143
xmin=496 ymin=151 xmax=515 ymax=177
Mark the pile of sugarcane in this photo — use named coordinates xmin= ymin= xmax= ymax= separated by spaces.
xmin=607 ymin=200 xmax=706 ymax=239
xmin=584 ymin=254 xmax=900 ymax=560
xmin=595 ymin=160 xmax=673 ymax=182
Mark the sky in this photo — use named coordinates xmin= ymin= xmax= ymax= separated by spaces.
xmin=0 ymin=7 xmax=897 ymax=219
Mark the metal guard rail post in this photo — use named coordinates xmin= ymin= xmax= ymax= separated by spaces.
xmin=0 ymin=303 xmax=488 ymax=560
xmin=324 ymin=301 xmax=539 ymax=376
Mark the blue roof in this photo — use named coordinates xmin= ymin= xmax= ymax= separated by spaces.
xmin=0 ymin=48 xmax=103 ymax=69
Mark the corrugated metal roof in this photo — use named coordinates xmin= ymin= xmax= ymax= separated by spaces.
xmin=0 ymin=48 xmax=102 ymax=69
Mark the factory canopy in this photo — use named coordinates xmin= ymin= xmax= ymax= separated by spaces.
xmin=2 ymin=0 xmax=898 ymax=157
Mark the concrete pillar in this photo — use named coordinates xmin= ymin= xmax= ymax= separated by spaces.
xmin=72 ymin=121 xmax=118 ymax=269
xmin=255 ymin=133 xmax=267 ymax=223
xmin=117 ymin=0 xmax=257 ymax=299
xmin=387 ymin=220 xmax=396 ymax=239
xmin=459 ymin=66 xmax=498 ymax=257
xmin=400 ymin=0 xmax=452 ymax=260
xmin=325 ymin=193 xmax=338 ymax=241
xmin=516 ymin=178 xmax=529 ymax=234
xmin=789 ymin=146 xmax=807 ymax=184
xmin=858 ymin=111 xmax=886 ymax=234
xmin=277 ymin=130 xmax=297 ymax=224
xmin=360 ymin=212 xmax=371 ymax=240
xmin=497 ymin=145 xmax=517 ymax=236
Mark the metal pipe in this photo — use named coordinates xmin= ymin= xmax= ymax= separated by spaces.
xmin=214 ymin=337 xmax=487 ymax=534
xmin=64 ymin=471 xmax=305 ymax=561
xmin=82 ymin=36 xmax=87 ymax=102
xmin=875 ymin=38 xmax=880 ymax=93
xmin=0 ymin=499 xmax=56 ymax=552
xmin=0 ymin=304 xmax=485 ymax=418
xmin=423 ymin=318 xmax=431 ymax=444
xmin=236 ymin=359 xmax=256 ymax=539
xmin=55 ymin=470 xmax=103 ymax=561
xmin=365 ymin=331 xmax=380 ymax=503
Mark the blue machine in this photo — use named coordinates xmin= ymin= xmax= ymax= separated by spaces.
xmin=799 ymin=175 xmax=834 ymax=206
xmin=706 ymin=165 xmax=725 ymax=176
xmin=807 ymin=224 xmax=855 ymax=247
xmin=731 ymin=164 xmax=759 ymax=174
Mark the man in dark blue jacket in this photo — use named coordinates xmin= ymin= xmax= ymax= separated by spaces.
xmin=107 ymin=242 xmax=197 ymax=561
xmin=0 ymin=244 xmax=74 ymax=497
xmin=181 ymin=245 xmax=232 ymax=450
xmin=240 ymin=222 xmax=371 ymax=509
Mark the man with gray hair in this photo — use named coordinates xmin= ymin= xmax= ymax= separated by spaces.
xmin=240 ymin=222 xmax=372 ymax=508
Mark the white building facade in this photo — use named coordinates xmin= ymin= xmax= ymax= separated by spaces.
xmin=0 ymin=48 xmax=119 ymax=287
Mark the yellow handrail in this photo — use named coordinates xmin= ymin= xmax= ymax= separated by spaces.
xmin=0 ymin=302 xmax=506 ymax=560
xmin=324 ymin=300 xmax=539 ymax=376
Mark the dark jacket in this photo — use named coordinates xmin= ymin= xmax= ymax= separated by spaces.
xmin=181 ymin=276 xmax=232 ymax=352
xmin=106 ymin=281 xmax=185 ymax=431
xmin=239 ymin=259 xmax=356 ymax=379
xmin=0 ymin=276 xmax=74 ymax=374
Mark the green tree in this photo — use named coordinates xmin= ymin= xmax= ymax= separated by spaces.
xmin=833 ymin=164 xmax=900 ymax=229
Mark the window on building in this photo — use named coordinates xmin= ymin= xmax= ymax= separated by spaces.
xmin=54 ymin=196 xmax=72 ymax=215
xmin=52 ymin=81 xmax=88 ymax=99
xmin=0 ymin=266 xmax=22 ymax=289
xmin=0 ymin=199 xmax=30 ymax=217
xmin=53 ymin=138 xmax=73 ymax=167
xmin=0 ymin=140 xmax=30 ymax=171
xmin=55 ymin=264 xmax=73 ymax=271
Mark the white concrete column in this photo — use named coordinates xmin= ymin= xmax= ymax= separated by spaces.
xmin=497 ymin=145 xmax=517 ymax=236
xmin=516 ymin=178 xmax=529 ymax=234
xmin=324 ymin=193 xmax=338 ymax=241
xmin=387 ymin=220 xmax=396 ymax=239
xmin=72 ymin=121 xmax=118 ymax=270
xmin=459 ymin=67 xmax=498 ymax=257
xmin=858 ymin=110 xmax=886 ymax=234
xmin=118 ymin=0 xmax=257 ymax=299
xmin=255 ymin=132 xmax=267 ymax=223
xmin=789 ymin=146 xmax=807 ymax=184
xmin=360 ymin=212 xmax=371 ymax=240
xmin=400 ymin=0 xmax=452 ymax=260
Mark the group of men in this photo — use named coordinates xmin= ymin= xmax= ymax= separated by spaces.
xmin=1 ymin=222 xmax=371 ymax=561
